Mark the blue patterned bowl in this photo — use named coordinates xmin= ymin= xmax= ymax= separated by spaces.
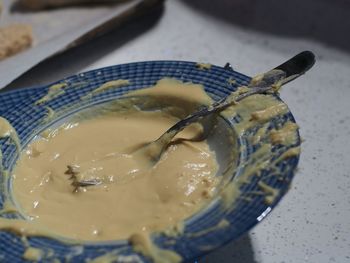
xmin=0 ymin=61 xmax=300 ymax=262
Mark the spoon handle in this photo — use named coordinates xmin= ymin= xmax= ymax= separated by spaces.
xmin=149 ymin=51 xmax=315 ymax=161
xmin=273 ymin=50 xmax=315 ymax=84
xmin=236 ymin=50 xmax=316 ymax=101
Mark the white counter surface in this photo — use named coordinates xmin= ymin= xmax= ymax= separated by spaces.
xmin=4 ymin=1 xmax=350 ymax=262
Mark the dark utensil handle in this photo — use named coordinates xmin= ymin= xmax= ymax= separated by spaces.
xmin=274 ymin=51 xmax=316 ymax=83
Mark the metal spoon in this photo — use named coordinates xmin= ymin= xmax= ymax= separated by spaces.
xmin=135 ymin=51 xmax=315 ymax=165
xmin=69 ymin=51 xmax=315 ymax=188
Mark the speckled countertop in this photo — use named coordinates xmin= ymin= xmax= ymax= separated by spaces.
xmin=4 ymin=1 xmax=350 ymax=262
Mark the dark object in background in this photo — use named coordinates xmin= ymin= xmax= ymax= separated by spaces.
xmin=17 ymin=0 xmax=131 ymax=10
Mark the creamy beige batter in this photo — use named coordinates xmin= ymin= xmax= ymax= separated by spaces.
xmin=0 ymin=76 xmax=301 ymax=263
xmin=11 ymin=83 xmax=219 ymax=241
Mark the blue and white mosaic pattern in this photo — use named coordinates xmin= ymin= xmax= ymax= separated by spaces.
xmin=0 ymin=61 xmax=300 ymax=262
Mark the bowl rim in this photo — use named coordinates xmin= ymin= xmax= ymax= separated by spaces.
xmin=0 ymin=60 xmax=300 ymax=262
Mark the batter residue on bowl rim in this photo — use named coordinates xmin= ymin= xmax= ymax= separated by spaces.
xmin=0 ymin=77 xmax=301 ymax=263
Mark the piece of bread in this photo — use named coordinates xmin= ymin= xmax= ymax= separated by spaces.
xmin=0 ymin=24 xmax=33 ymax=61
